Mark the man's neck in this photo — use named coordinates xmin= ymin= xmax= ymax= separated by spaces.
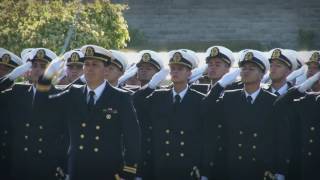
xmin=210 ymin=79 xmax=219 ymax=86
xmin=244 ymin=82 xmax=260 ymax=94
xmin=108 ymin=80 xmax=118 ymax=87
xmin=271 ymin=79 xmax=287 ymax=91
xmin=173 ymin=82 xmax=188 ymax=93
xmin=140 ymin=81 xmax=148 ymax=87
xmin=87 ymin=80 xmax=104 ymax=90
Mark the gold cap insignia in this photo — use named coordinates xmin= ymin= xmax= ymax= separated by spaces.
xmin=244 ymin=52 xmax=253 ymax=61
xmin=70 ymin=52 xmax=80 ymax=62
xmin=271 ymin=49 xmax=281 ymax=59
xmin=210 ymin=47 xmax=219 ymax=57
xmin=310 ymin=52 xmax=319 ymax=62
xmin=85 ymin=47 xmax=95 ymax=56
xmin=2 ymin=54 xmax=11 ymax=64
xmin=142 ymin=53 xmax=151 ymax=62
xmin=36 ymin=49 xmax=46 ymax=59
xmin=172 ymin=52 xmax=182 ymax=62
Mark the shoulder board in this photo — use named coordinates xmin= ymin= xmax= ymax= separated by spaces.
xmin=49 ymin=89 xmax=70 ymax=99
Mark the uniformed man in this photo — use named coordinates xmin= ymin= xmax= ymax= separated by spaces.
xmin=202 ymin=50 xmax=286 ymax=180
xmin=132 ymin=50 xmax=165 ymax=179
xmin=58 ymin=50 xmax=84 ymax=85
xmin=287 ymin=75 xmax=320 ymax=180
xmin=266 ymin=48 xmax=298 ymax=96
xmin=0 ymin=48 xmax=23 ymax=78
xmin=0 ymin=48 xmax=68 ymax=180
xmin=141 ymin=49 xmax=204 ymax=179
xmin=274 ymin=70 xmax=320 ymax=180
xmin=38 ymin=44 xmax=140 ymax=180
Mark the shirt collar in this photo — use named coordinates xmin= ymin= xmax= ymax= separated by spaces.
xmin=172 ymin=85 xmax=189 ymax=101
xmin=86 ymin=80 xmax=106 ymax=103
xmin=271 ymin=83 xmax=289 ymax=95
xmin=244 ymin=88 xmax=261 ymax=104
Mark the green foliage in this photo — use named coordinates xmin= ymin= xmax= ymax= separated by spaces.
xmin=0 ymin=0 xmax=130 ymax=55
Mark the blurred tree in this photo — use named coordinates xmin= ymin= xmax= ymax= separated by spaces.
xmin=0 ymin=0 xmax=129 ymax=55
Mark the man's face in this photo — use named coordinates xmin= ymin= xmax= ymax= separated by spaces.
xmin=29 ymin=60 xmax=47 ymax=83
xmin=207 ymin=58 xmax=230 ymax=81
xmin=307 ymin=62 xmax=320 ymax=78
xmin=66 ymin=63 xmax=83 ymax=82
xmin=240 ymin=62 xmax=263 ymax=85
xmin=83 ymin=59 xmax=106 ymax=85
xmin=104 ymin=64 xmax=123 ymax=84
xmin=170 ymin=64 xmax=191 ymax=84
xmin=137 ymin=63 xmax=158 ymax=84
xmin=269 ymin=59 xmax=291 ymax=83
xmin=0 ymin=64 xmax=13 ymax=78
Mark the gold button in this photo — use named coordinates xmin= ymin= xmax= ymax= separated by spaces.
xmin=238 ymin=144 xmax=242 ymax=148
xmin=165 ymin=129 xmax=170 ymax=134
xmin=252 ymin=157 xmax=256 ymax=161
xmin=217 ymin=136 xmax=221 ymax=139
xmin=79 ymin=145 xmax=84 ymax=150
xmin=38 ymin=138 xmax=43 ymax=142
xmin=25 ymin=123 xmax=30 ymax=127
xmin=95 ymin=136 xmax=99 ymax=140
xmin=238 ymin=156 xmax=242 ymax=160
xmin=180 ymin=131 xmax=184 ymax=135
xmin=24 ymin=147 xmax=28 ymax=152
xmin=2 ymin=142 xmax=6 ymax=147
xmin=180 ymin=153 xmax=184 ymax=157
xmin=165 ymin=152 xmax=170 ymax=157
xmin=218 ymin=147 xmax=223 ymax=151
xmin=308 ymin=152 xmax=312 ymax=156
xmin=253 ymin=133 xmax=258 ymax=138
xmin=147 ymin=150 xmax=151 ymax=154
xmin=165 ymin=140 xmax=170 ymax=145
xmin=39 ymin=125 xmax=43 ymax=130
xmin=38 ymin=149 xmax=42 ymax=154
xmin=252 ymin=145 xmax=257 ymax=149
xmin=180 ymin=141 xmax=185 ymax=146
xmin=4 ymin=130 xmax=8 ymax=135
xmin=209 ymin=162 xmax=214 ymax=167
xmin=96 ymin=125 xmax=100 ymax=130
xmin=217 ymin=124 xmax=222 ymax=128
xmin=239 ymin=131 xmax=243 ymax=135
xmin=80 ymin=134 xmax=85 ymax=139
xmin=147 ymin=138 xmax=151 ymax=142
xmin=24 ymin=135 xmax=28 ymax=140
xmin=148 ymin=126 xmax=152 ymax=130
xmin=310 ymin=127 xmax=315 ymax=131
xmin=106 ymin=114 xmax=111 ymax=119
xmin=309 ymin=139 xmax=313 ymax=143
xmin=94 ymin=148 xmax=99 ymax=152
xmin=81 ymin=123 xmax=86 ymax=128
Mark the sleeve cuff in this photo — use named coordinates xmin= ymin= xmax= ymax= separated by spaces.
xmin=123 ymin=165 xmax=137 ymax=174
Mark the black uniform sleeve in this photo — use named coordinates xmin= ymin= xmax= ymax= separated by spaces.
xmin=120 ymin=93 xmax=141 ymax=178
xmin=0 ymin=77 xmax=14 ymax=92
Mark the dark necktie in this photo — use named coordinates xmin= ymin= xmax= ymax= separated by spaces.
xmin=88 ymin=91 xmax=95 ymax=111
xmin=174 ymin=94 xmax=181 ymax=104
xmin=246 ymin=95 xmax=252 ymax=105
xmin=274 ymin=91 xmax=280 ymax=96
